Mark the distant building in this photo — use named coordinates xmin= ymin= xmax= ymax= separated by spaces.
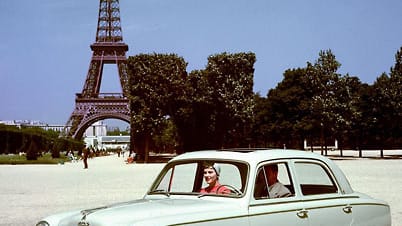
xmin=83 ymin=121 xmax=107 ymax=137
xmin=0 ymin=120 xmax=107 ymax=137
xmin=0 ymin=120 xmax=66 ymax=133
xmin=84 ymin=135 xmax=130 ymax=150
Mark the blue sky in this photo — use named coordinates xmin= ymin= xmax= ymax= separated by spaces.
xmin=0 ymin=0 xmax=401 ymax=127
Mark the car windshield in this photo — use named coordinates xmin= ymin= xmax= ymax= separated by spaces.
xmin=149 ymin=160 xmax=248 ymax=197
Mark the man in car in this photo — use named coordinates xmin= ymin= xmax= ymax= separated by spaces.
xmin=254 ymin=164 xmax=291 ymax=199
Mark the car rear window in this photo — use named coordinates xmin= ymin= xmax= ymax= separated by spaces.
xmin=294 ymin=162 xmax=338 ymax=195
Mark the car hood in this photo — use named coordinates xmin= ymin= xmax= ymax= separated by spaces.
xmin=50 ymin=197 xmax=245 ymax=226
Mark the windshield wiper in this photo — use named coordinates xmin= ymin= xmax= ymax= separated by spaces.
xmin=149 ymin=189 xmax=171 ymax=197
xmin=198 ymin=193 xmax=207 ymax=198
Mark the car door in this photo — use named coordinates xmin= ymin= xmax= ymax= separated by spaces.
xmin=248 ymin=161 xmax=309 ymax=226
xmin=293 ymin=160 xmax=353 ymax=226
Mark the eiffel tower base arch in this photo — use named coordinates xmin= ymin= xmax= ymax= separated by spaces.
xmin=66 ymin=95 xmax=130 ymax=139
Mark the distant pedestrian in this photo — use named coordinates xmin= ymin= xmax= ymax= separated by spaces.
xmin=68 ymin=150 xmax=77 ymax=162
xmin=82 ymin=147 xmax=89 ymax=169
xmin=126 ymin=152 xmax=136 ymax=164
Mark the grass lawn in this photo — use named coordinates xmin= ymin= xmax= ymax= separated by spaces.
xmin=0 ymin=153 xmax=70 ymax=165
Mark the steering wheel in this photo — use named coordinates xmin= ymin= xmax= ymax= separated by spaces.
xmin=216 ymin=184 xmax=243 ymax=196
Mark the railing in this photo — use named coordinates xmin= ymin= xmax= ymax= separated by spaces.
xmin=76 ymin=93 xmax=126 ymax=99
xmin=304 ymin=139 xmax=338 ymax=151
xmin=304 ymin=139 xmax=401 ymax=158
xmin=98 ymin=93 xmax=125 ymax=98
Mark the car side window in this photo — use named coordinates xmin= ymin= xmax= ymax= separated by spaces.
xmin=254 ymin=162 xmax=294 ymax=199
xmin=294 ymin=162 xmax=338 ymax=195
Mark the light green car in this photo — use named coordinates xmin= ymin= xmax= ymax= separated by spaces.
xmin=36 ymin=149 xmax=391 ymax=226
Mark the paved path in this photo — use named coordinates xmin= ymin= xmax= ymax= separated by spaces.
xmin=0 ymin=155 xmax=164 ymax=226
xmin=0 ymin=154 xmax=401 ymax=226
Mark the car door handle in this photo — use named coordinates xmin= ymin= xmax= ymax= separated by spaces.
xmin=343 ymin=205 xmax=352 ymax=214
xmin=296 ymin=209 xmax=308 ymax=218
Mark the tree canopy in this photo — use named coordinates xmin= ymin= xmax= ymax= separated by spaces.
xmin=253 ymin=47 xmax=402 ymax=150
xmin=0 ymin=124 xmax=84 ymax=160
xmin=124 ymin=47 xmax=401 ymax=161
xmin=127 ymin=52 xmax=256 ymax=160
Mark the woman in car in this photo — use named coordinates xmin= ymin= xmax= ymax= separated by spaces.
xmin=200 ymin=163 xmax=230 ymax=194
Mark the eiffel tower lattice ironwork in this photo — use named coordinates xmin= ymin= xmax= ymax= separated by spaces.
xmin=65 ymin=0 xmax=130 ymax=139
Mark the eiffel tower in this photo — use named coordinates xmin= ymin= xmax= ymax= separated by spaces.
xmin=65 ymin=0 xmax=130 ymax=139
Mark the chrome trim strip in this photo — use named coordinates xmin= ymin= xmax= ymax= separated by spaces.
xmin=169 ymin=214 xmax=250 ymax=226
xmin=249 ymin=195 xmax=359 ymax=207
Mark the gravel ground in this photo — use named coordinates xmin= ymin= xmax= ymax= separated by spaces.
xmin=0 ymin=151 xmax=401 ymax=226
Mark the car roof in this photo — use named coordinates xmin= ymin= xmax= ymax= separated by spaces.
xmin=171 ymin=149 xmax=329 ymax=165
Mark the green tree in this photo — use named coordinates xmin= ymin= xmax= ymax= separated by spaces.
xmin=127 ymin=53 xmax=188 ymax=161
xmin=175 ymin=69 xmax=213 ymax=151
xmin=258 ymin=68 xmax=313 ymax=149
xmin=305 ymin=50 xmax=342 ymax=152
xmin=0 ymin=125 xmax=24 ymax=154
xmin=250 ymin=93 xmax=271 ymax=147
xmin=178 ymin=52 xmax=256 ymax=151
xmin=255 ymin=50 xmax=363 ymax=151
xmin=355 ymin=47 xmax=402 ymax=150
xmin=153 ymin=118 xmax=179 ymax=153
xmin=26 ymin=135 xmax=40 ymax=160
xmin=107 ymin=127 xmax=130 ymax=136
xmin=369 ymin=74 xmax=392 ymax=149
xmin=0 ymin=125 xmax=83 ymax=159
xmin=204 ymin=52 xmax=256 ymax=148
xmin=389 ymin=46 xmax=402 ymax=146
xmin=332 ymin=75 xmax=363 ymax=150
